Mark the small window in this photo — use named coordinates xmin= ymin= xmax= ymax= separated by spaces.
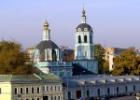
xmin=20 ymin=88 xmax=23 ymax=94
xmin=125 ymin=86 xmax=128 ymax=92
xmin=58 ymin=96 xmax=61 ymax=100
xmin=37 ymin=87 xmax=40 ymax=93
xmin=0 ymin=88 xmax=1 ymax=94
xmin=97 ymin=89 xmax=100 ymax=97
xmin=50 ymin=86 xmax=53 ymax=91
xmin=87 ymin=90 xmax=89 ymax=97
xmin=107 ymin=88 xmax=110 ymax=96
xmin=14 ymin=88 xmax=17 ymax=95
xmin=26 ymin=88 xmax=28 ymax=94
xmin=78 ymin=28 xmax=81 ymax=31
xmin=55 ymin=86 xmax=57 ymax=91
xmin=84 ymin=35 xmax=87 ymax=43
xmin=58 ymin=86 xmax=61 ymax=91
xmin=32 ymin=87 xmax=34 ymax=93
xmin=84 ymin=28 xmax=88 ymax=31
xmin=133 ymin=85 xmax=136 ymax=91
xmin=46 ymin=86 xmax=49 ymax=91
xmin=78 ymin=36 xmax=81 ymax=43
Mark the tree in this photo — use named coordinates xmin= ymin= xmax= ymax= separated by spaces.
xmin=0 ymin=40 xmax=33 ymax=74
xmin=112 ymin=48 xmax=140 ymax=75
xmin=94 ymin=44 xmax=109 ymax=73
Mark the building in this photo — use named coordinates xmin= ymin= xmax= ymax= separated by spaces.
xmin=33 ymin=21 xmax=73 ymax=77
xmin=73 ymin=8 xmax=98 ymax=74
xmin=104 ymin=47 xmax=125 ymax=71
xmin=63 ymin=75 xmax=140 ymax=100
xmin=0 ymin=74 xmax=63 ymax=100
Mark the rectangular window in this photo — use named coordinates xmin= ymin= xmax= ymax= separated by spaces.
xmin=26 ymin=88 xmax=28 ymax=94
xmin=14 ymin=88 xmax=17 ymax=95
xmin=37 ymin=87 xmax=39 ymax=93
xmin=32 ymin=88 xmax=34 ymax=93
xmin=20 ymin=88 xmax=23 ymax=94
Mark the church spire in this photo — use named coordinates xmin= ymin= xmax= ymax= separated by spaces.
xmin=42 ymin=20 xmax=51 ymax=41
xmin=81 ymin=7 xmax=87 ymax=23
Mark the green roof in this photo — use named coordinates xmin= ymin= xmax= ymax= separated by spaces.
xmin=0 ymin=73 xmax=61 ymax=83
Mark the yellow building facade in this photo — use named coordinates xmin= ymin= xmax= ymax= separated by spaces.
xmin=0 ymin=74 xmax=63 ymax=100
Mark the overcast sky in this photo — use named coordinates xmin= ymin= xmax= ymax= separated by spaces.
xmin=0 ymin=0 xmax=140 ymax=49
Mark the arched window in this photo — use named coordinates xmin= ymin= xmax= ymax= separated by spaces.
xmin=84 ymin=35 xmax=87 ymax=43
xmin=133 ymin=85 xmax=136 ymax=91
xmin=116 ymin=87 xmax=119 ymax=95
xmin=107 ymin=88 xmax=110 ymax=96
xmin=78 ymin=35 xmax=81 ymax=43
xmin=125 ymin=86 xmax=128 ymax=93
xmin=90 ymin=35 xmax=92 ymax=43
xmin=97 ymin=89 xmax=100 ymax=97
xmin=52 ymin=49 xmax=57 ymax=61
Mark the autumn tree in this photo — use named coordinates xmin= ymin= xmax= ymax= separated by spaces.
xmin=0 ymin=40 xmax=33 ymax=74
xmin=94 ymin=44 xmax=109 ymax=74
xmin=112 ymin=48 xmax=140 ymax=75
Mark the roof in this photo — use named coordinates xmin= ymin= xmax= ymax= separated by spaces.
xmin=36 ymin=40 xmax=59 ymax=50
xmin=0 ymin=73 xmax=61 ymax=83
xmin=63 ymin=75 xmax=140 ymax=88
xmin=76 ymin=23 xmax=93 ymax=32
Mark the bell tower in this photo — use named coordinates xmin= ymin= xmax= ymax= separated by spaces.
xmin=75 ymin=8 xmax=94 ymax=60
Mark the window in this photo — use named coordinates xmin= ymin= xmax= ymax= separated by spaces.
xmin=78 ymin=28 xmax=81 ymax=32
xmin=26 ymin=88 xmax=28 ymax=94
xmin=50 ymin=86 xmax=53 ymax=91
xmin=97 ymin=89 xmax=100 ymax=97
xmin=84 ymin=35 xmax=87 ymax=43
xmin=58 ymin=86 xmax=61 ymax=91
xmin=55 ymin=86 xmax=57 ymax=91
xmin=46 ymin=86 xmax=49 ymax=91
xmin=133 ymin=85 xmax=136 ymax=91
xmin=32 ymin=87 xmax=34 ymax=93
xmin=54 ymin=96 xmax=56 ymax=100
xmin=87 ymin=90 xmax=89 ymax=97
xmin=58 ymin=96 xmax=61 ymax=100
xmin=78 ymin=36 xmax=81 ymax=43
xmin=76 ymin=90 xmax=81 ymax=99
xmin=84 ymin=28 xmax=88 ymax=31
xmin=116 ymin=87 xmax=119 ymax=95
xmin=68 ymin=91 xmax=71 ymax=99
xmin=51 ymin=96 xmax=53 ymax=100
xmin=125 ymin=86 xmax=128 ymax=93
xmin=90 ymin=35 xmax=92 ymax=43
xmin=14 ymin=88 xmax=17 ymax=95
xmin=20 ymin=88 xmax=23 ymax=94
xmin=37 ymin=98 xmax=39 ymax=100
xmin=37 ymin=87 xmax=40 ymax=93
xmin=107 ymin=88 xmax=110 ymax=96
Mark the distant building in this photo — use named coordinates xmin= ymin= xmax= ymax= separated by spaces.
xmin=63 ymin=75 xmax=140 ymax=100
xmin=33 ymin=21 xmax=73 ymax=77
xmin=104 ymin=47 xmax=125 ymax=71
xmin=73 ymin=8 xmax=98 ymax=74
xmin=0 ymin=74 xmax=63 ymax=100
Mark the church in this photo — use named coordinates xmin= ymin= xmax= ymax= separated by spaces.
xmin=33 ymin=8 xmax=98 ymax=77
xmin=27 ymin=7 xmax=140 ymax=100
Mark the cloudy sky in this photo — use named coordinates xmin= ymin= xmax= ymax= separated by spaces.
xmin=0 ymin=0 xmax=140 ymax=49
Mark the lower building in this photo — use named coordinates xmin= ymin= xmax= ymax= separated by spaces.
xmin=63 ymin=75 xmax=140 ymax=100
xmin=0 ymin=74 xmax=63 ymax=100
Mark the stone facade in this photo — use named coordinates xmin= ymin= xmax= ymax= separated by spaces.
xmin=0 ymin=74 xmax=63 ymax=100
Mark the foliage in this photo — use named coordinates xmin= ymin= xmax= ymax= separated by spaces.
xmin=112 ymin=48 xmax=140 ymax=75
xmin=0 ymin=40 xmax=33 ymax=74
xmin=94 ymin=44 xmax=109 ymax=73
